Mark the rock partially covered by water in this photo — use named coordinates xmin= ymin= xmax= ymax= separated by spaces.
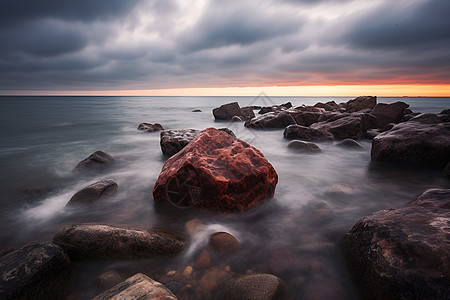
xmin=93 ymin=273 xmax=177 ymax=300
xmin=220 ymin=273 xmax=286 ymax=300
xmin=287 ymin=140 xmax=321 ymax=153
xmin=314 ymin=101 xmax=340 ymax=111
xmin=213 ymin=102 xmax=255 ymax=121
xmin=208 ymin=232 xmax=240 ymax=254
xmin=245 ymin=111 xmax=296 ymax=129
xmin=160 ymin=129 xmax=200 ymax=156
xmin=137 ymin=122 xmax=165 ymax=132
xmin=341 ymin=188 xmax=450 ymax=300
xmin=369 ymin=101 xmax=409 ymax=128
xmin=153 ymin=128 xmax=278 ymax=211
xmin=0 ymin=242 xmax=72 ymax=300
xmin=310 ymin=115 xmax=366 ymax=140
xmin=53 ymin=223 xmax=187 ymax=260
xmin=344 ymin=96 xmax=377 ymax=113
xmin=74 ymin=150 xmax=114 ymax=171
xmin=283 ymin=125 xmax=334 ymax=141
xmin=371 ymin=122 xmax=450 ymax=166
xmin=66 ymin=179 xmax=118 ymax=207
xmin=336 ymin=139 xmax=364 ymax=149
xmin=259 ymin=102 xmax=292 ymax=114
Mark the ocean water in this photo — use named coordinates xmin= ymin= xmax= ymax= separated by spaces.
xmin=0 ymin=96 xmax=449 ymax=298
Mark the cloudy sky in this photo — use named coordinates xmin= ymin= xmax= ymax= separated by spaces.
xmin=0 ymin=0 xmax=449 ymax=96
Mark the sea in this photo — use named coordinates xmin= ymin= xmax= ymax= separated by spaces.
xmin=0 ymin=96 xmax=449 ymax=298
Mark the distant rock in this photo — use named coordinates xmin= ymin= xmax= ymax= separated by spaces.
xmin=153 ymin=128 xmax=278 ymax=211
xmin=74 ymin=150 xmax=114 ymax=171
xmin=344 ymin=96 xmax=377 ymax=113
xmin=160 ymin=129 xmax=200 ymax=156
xmin=192 ymin=109 xmax=202 ymax=112
xmin=92 ymin=273 xmax=177 ymax=300
xmin=287 ymin=140 xmax=321 ymax=153
xmin=408 ymin=113 xmax=441 ymax=124
xmin=66 ymin=179 xmax=118 ymax=207
xmin=336 ymin=139 xmax=364 ymax=149
xmin=258 ymin=102 xmax=292 ymax=114
xmin=208 ymin=232 xmax=240 ymax=254
xmin=245 ymin=111 xmax=296 ymax=129
xmin=213 ymin=102 xmax=255 ymax=121
xmin=0 ymin=242 xmax=72 ymax=300
xmin=220 ymin=273 xmax=286 ymax=300
xmin=137 ymin=122 xmax=165 ymax=132
xmin=369 ymin=101 xmax=409 ymax=128
xmin=371 ymin=122 xmax=450 ymax=166
xmin=310 ymin=115 xmax=366 ymax=140
xmin=314 ymin=101 xmax=340 ymax=111
xmin=283 ymin=124 xmax=334 ymax=141
xmin=53 ymin=223 xmax=187 ymax=260
xmin=341 ymin=188 xmax=450 ymax=300
xmin=440 ymin=109 xmax=450 ymax=115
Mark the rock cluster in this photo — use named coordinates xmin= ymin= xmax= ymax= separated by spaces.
xmin=213 ymin=102 xmax=255 ymax=121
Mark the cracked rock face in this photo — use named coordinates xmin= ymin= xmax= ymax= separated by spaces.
xmin=341 ymin=188 xmax=450 ymax=300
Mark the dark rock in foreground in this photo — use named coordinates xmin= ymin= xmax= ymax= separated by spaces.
xmin=283 ymin=124 xmax=334 ymax=141
xmin=53 ymin=223 xmax=187 ymax=260
xmin=74 ymin=150 xmax=114 ymax=171
xmin=93 ymin=273 xmax=177 ymax=300
xmin=245 ymin=111 xmax=296 ymax=129
xmin=0 ymin=242 xmax=72 ymax=300
xmin=137 ymin=122 xmax=165 ymax=132
xmin=344 ymin=96 xmax=377 ymax=113
xmin=369 ymin=101 xmax=409 ymax=128
xmin=66 ymin=179 xmax=118 ymax=207
xmin=160 ymin=129 xmax=200 ymax=156
xmin=341 ymin=188 xmax=450 ymax=300
xmin=310 ymin=115 xmax=366 ymax=140
xmin=287 ymin=140 xmax=321 ymax=153
xmin=371 ymin=122 xmax=450 ymax=166
xmin=153 ymin=128 xmax=278 ymax=211
xmin=220 ymin=273 xmax=286 ymax=300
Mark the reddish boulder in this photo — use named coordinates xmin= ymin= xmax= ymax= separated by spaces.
xmin=153 ymin=128 xmax=278 ymax=211
xmin=369 ymin=101 xmax=409 ymax=128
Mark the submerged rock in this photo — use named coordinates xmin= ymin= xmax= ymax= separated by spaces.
xmin=369 ymin=101 xmax=409 ymax=128
xmin=336 ymin=139 xmax=364 ymax=149
xmin=66 ymin=179 xmax=118 ymax=207
xmin=0 ymin=242 xmax=72 ymax=300
xmin=283 ymin=124 xmax=334 ymax=141
xmin=245 ymin=111 xmax=296 ymax=129
xmin=92 ymin=273 xmax=177 ymax=300
xmin=137 ymin=122 xmax=165 ymax=132
xmin=153 ymin=128 xmax=278 ymax=211
xmin=341 ymin=188 xmax=450 ymax=300
xmin=208 ymin=232 xmax=240 ymax=254
xmin=344 ymin=96 xmax=377 ymax=113
xmin=220 ymin=273 xmax=286 ymax=300
xmin=258 ymin=102 xmax=292 ymax=114
xmin=160 ymin=129 xmax=200 ymax=156
xmin=53 ymin=223 xmax=187 ymax=260
xmin=287 ymin=140 xmax=321 ymax=153
xmin=74 ymin=150 xmax=114 ymax=171
xmin=314 ymin=101 xmax=340 ymax=111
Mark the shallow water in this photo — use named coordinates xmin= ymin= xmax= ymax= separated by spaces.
xmin=0 ymin=96 xmax=449 ymax=299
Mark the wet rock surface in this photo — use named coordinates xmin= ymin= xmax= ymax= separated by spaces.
xmin=341 ymin=188 xmax=450 ymax=300
xmin=153 ymin=128 xmax=278 ymax=211
xmin=137 ymin=122 xmax=165 ymax=132
xmin=220 ymin=273 xmax=286 ymax=300
xmin=283 ymin=124 xmax=334 ymax=141
xmin=0 ymin=242 xmax=72 ymax=300
xmin=74 ymin=150 xmax=114 ymax=171
xmin=66 ymin=179 xmax=118 ymax=207
xmin=160 ymin=129 xmax=200 ymax=157
xmin=53 ymin=223 xmax=187 ymax=260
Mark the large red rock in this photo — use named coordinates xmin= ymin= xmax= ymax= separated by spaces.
xmin=153 ymin=128 xmax=278 ymax=211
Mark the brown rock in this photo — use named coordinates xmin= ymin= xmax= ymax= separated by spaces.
xmin=287 ymin=140 xmax=321 ymax=153
xmin=408 ymin=113 xmax=441 ymax=124
xmin=314 ymin=101 xmax=340 ymax=111
xmin=245 ymin=111 xmax=296 ymax=129
xmin=283 ymin=124 xmax=334 ymax=141
xmin=288 ymin=110 xmax=321 ymax=127
xmin=198 ymin=267 xmax=231 ymax=293
xmin=74 ymin=150 xmax=114 ymax=171
xmin=310 ymin=115 xmax=366 ymax=140
xmin=369 ymin=101 xmax=409 ymax=128
xmin=66 ymin=179 xmax=118 ymax=207
xmin=345 ymin=96 xmax=377 ymax=113
xmin=213 ymin=102 xmax=241 ymax=120
xmin=220 ymin=273 xmax=286 ymax=300
xmin=153 ymin=128 xmax=278 ymax=211
xmin=208 ymin=232 xmax=240 ymax=254
xmin=185 ymin=219 xmax=203 ymax=236
xmin=137 ymin=122 xmax=165 ymax=132
xmin=195 ymin=249 xmax=212 ymax=269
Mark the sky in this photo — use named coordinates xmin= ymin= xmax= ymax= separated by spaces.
xmin=0 ymin=0 xmax=449 ymax=96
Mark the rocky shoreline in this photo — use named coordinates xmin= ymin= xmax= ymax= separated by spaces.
xmin=1 ymin=96 xmax=449 ymax=299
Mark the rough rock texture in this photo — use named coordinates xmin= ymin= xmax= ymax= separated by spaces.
xmin=53 ymin=223 xmax=187 ymax=260
xmin=208 ymin=232 xmax=240 ymax=254
xmin=371 ymin=122 xmax=450 ymax=166
xmin=153 ymin=128 xmax=278 ymax=211
xmin=287 ymin=140 xmax=321 ymax=153
xmin=341 ymin=189 xmax=450 ymax=300
xmin=92 ymin=273 xmax=177 ymax=300
xmin=311 ymin=115 xmax=366 ymax=140
xmin=344 ymin=96 xmax=377 ymax=113
xmin=160 ymin=129 xmax=200 ymax=156
xmin=245 ymin=111 xmax=296 ymax=129
xmin=369 ymin=101 xmax=409 ymax=128
xmin=213 ymin=102 xmax=255 ymax=120
xmin=408 ymin=113 xmax=441 ymax=124
xmin=74 ymin=150 xmax=114 ymax=171
xmin=220 ymin=273 xmax=286 ymax=300
xmin=0 ymin=242 xmax=72 ymax=300
xmin=137 ymin=122 xmax=165 ymax=132
xmin=283 ymin=125 xmax=334 ymax=141
xmin=66 ymin=179 xmax=118 ymax=207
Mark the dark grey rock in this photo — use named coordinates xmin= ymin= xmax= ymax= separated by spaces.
xmin=245 ymin=111 xmax=296 ymax=129
xmin=365 ymin=129 xmax=380 ymax=140
xmin=369 ymin=101 xmax=409 ymax=128
xmin=220 ymin=273 xmax=286 ymax=300
xmin=287 ymin=140 xmax=321 ymax=153
xmin=239 ymin=107 xmax=256 ymax=120
xmin=74 ymin=150 xmax=114 ymax=171
xmin=231 ymin=115 xmax=243 ymax=122
xmin=218 ymin=128 xmax=236 ymax=138
xmin=66 ymin=179 xmax=118 ymax=207
xmin=440 ymin=109 xmax=450 ymax=114
xmin=314 ymin=101 xmax=340 ymax=111
xmin=137 ymin=123 xmax=165 ymax=132
xmin=213 ymin=102 xmax=241 ymax=120
xmin=53 ymin=223 xmax=187 ymax=260
xmin=283 ymin=125 xmax=334 ymax=141
xmin=258 ymin=102 xmax=292 ymax=114
xmin=345 ymin=96 xmax=377 ymax=113
xmin=160 ymin=129 xmax=200 ymax=156
xmin=192 ymin=109 xmax=202 ymax=112
xmin=341 ymin=188 xmax=450 ymax=300
xmin=288 ymin=110 xmax=321 ymax=127
xmin=408 ymin=113 xmax=441 ymax=124
xmin=0 ymin=242 xmax=72 ymax=300
xmin=310 ymin=115 xmax=366 ymax=140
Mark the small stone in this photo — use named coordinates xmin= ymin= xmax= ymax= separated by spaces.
xmin=208 ymin=232 xmax=240 ymax=254
xmin=195 ymin=249 xmax=211 ymax=269
xmin=225 ymin=266 xmax=231 ymax=272
xmin=167 ymin=270 xmax=176 ymax=276
xmin=182 ymin=266 xmax=193 ymax=279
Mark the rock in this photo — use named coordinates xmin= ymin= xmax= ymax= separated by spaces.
xmin=314 ymin=101 xmax=340 ymax=111
xmin=220 ymin=273 xmax=286 ymax=300
xmin=258 ymin=102 xmax=292 ymax=114
xmin=231 ymin=116 xmax=243 ymax=122
xmin=185 ymin=219 xmax=203 ymax=236
xmin=182 ymin=266 xmax=193 ymax=279
xmin=317 ymin=112 xmax=349 ymax=123
xmin=341 ymin=188 xmax=450 ymax=300
xmin=288 ymin=111 xmax=321 ymax=127
xmin=438 ymin=113 xmax=450 ymax=123
xmin=195 ymin=249 xmax=212 ymax=269
xmin=137 ymin=122 xmax=165 ymax=132
xmin=359 ymin=112 xmax=378 ymax=130
xmin=345 ymin=96 xmax=377 ymax=113
xmin=0 ymin=242 xmax=72 ymax=300
xmin=408 ymin=113 xmax=441 ymax=124
xmin=153 ymin=128 xmax=278 ymax=211
xmin=0 ymin=247 xmax=15 ymax=257
xmin=371 ymin=122 xmax=450 ymax=166
xmin=325 ymin=183 xmax=357 ymax=196
xmin=66 ymin=179 xmax=118 ymax=207
xmin=160 ymin=129 xmax=200 ymax=156
xmin=310 ymin=115 xmax=366 ymax=140
xmin=287 ymin=140 xmax=321 ymax=153
xmin=92 ymin=273 xmax=177 ymax=300
xmin=208 ymin=232 xmax=240 ymax=254
xmin=369 ymin=101 xmax=409 ymax=128
xmin=365 ymin=129 xmax=379 ymax=140
xmin=74 ymin=150 xmax=114 ymax=171
xmin=239 ymin=107 xmax=256 ymax=120
xmin=198 ymin=267 xmax=232 ymax=293
xmin=96 ymin=270 xmax=127 ymax=290
xmin=440 ymin=109 xmax=450 ymax=114
xmin=245 ymin=111 xmax=296 ymax=129
xmin=212 ymin=102 xmax=255 ymax=121
xmin=53 ymin=223 xmax=187 ymax=260
xmin=294 ymin=105 xmax=326 ymax=113
xmin=283 ymin=125 xmax=334 ymax=141
xmin=192 ymin=109 xmax=202 ymax=112
xmin=336 ymin=139 xmax=364 ymax=149
xmin=218 ymin=127 xmax=236 ymax=138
